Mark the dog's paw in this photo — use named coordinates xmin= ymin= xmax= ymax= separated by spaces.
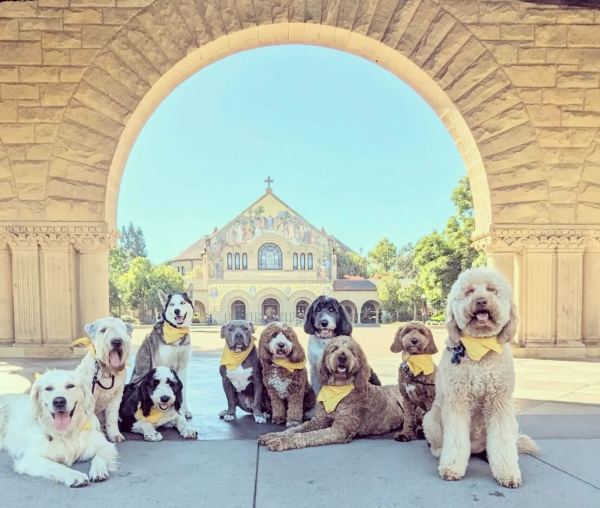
xmin=108 ymin=432 xmax=125 ymax=443
xmin=185 ymin=411 xmax=193 ymax=420
xmin=495 ymin=471 xmax=522 ymax=489
xmin=271 ymin=416 xmax=285 ymax=425
xmin=394 ymin=431 xmax=416 ymax=442
xmin=266 ymin=436 xmax=293 ymax=452
xmin=144 ymin=431 xmax=163 ymax=442
xmin=89 ymin=461 xmax=110 ymax=483
xmin=439 ymin=466 xmax=464 ymax=482
xmin=223 ymin=413 xmax=236 ymax=422
xmin=66 ymin=471 xmax=89 ymax=488
xmin=258 ymin=432 xmax=276 ymax=445
xmin=254 ymin=414 xmax=267 ymax=424
xmin=286 ymin=420 xmax=301 ymax=428
xmin=179 ymin=426 xmax=198 ymax=440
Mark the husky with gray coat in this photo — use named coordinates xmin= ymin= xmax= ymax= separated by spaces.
xmin=130 ymin=284 xmax=194 ymax=419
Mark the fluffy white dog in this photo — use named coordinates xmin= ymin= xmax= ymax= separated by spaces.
xmin=423 ymin=267 xmax=538 ymax=488
xmin=75 ymin=316 xmax=133 ymax=443
xmin=0 ymin=370 xmax=118 ymax=487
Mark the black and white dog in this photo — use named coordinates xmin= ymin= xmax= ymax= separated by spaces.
xmin=305 ymin=296 xmax=381 ymax=394
xmin=119 ymin=367 xmax=197 ymax=442
xmin=131 ymin=285 xmax=194 ymax=419
xmin=219 ymin=320 xmax=269 ymax=424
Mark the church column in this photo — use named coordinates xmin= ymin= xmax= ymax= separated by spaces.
xmin=78 ymin=242 xmax=112 ymax=331
xmin=0 ymin=235 xmax=14 ymax=344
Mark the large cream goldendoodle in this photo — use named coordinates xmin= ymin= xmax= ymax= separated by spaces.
xmin=422 ymin=267 xmax=538 ymax=488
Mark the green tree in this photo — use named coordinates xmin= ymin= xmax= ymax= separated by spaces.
xmin=337 ymin=250 xmax=368 ymax=278
xmin=368 ymin=238 xmax=398 ymax=275
xmin=120 ymin=222 xmax=147 ymax=258
xmin=108 ymin=247 xmax=129 ymax=315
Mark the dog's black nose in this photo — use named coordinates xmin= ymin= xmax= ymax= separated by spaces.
xmin=234 ymin=332 xmax=244 ymax=340
xmin=53 ymin=396 xmax=67 ymax=409
xmin=111 ymin=338 xmax=122 ymax=348
xmin=411 ymin=338 xmax=419 ymax=345
xmin=174 ymin=308 xmax=181 ymax=316
xmin=320 ymin=320 xmax=329 ymax=327
xmin=277 ymin=342 xmax=285 ymax=348
xmin=338 ymin=353 xmax=347 ymax=362
xmin=476 ymin=298 xmax=487 ymax=307
xmin=160 ymin=395 xmax=170 ymax=403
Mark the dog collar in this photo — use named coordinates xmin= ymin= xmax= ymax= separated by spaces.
xmin=317 ymin=384 xmax=355 ymax=413
xmin=401 ymin=353 xmax=435 ymax=376
xmin=220 ymin=339 xmax=256 ymax=371
xmin=448 ymin=335 xmax=503 ymax=364
xmin=272 ymin=358 xmax=305 ymax=372
xmin=92 ymin=361 xmax=115 ymax=394
xmin=162 ymin=321 xmax=190 ymax=344
xmin=135 ymin=403 xmax=170 ymax=424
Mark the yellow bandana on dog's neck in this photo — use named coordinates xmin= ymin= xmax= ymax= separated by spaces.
xmin=401 ymin=352 xmax=435 ymax=376
xmin=162 ymin=321 xmax=189 ymax=344
xmin=220 ymin=339 xmax=256 ymax=371
xmin=72 ymin=336 xmax=96 ymax=356
xmin=135 ymin=404 xmax=168 ymax=424
xmin=317 ymin=384 xmax=355 ymax=413
xmin=461 ymin=335 xmax=503 ymax=361
xmin=272 ymin=358 xmax=305 ymax=372
xmin=81 ymin=420 xmax=93 ymax=431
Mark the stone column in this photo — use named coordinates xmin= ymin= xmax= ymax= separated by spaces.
xmin=0 ymin=239 xmax=14 ymax=344
xmin=583 ymin=250 xmax=600 ymax=357
xmin=11 ymin=243 xmax=42 ymax=344
xmin=78 ymin=248 xmax=110 ymax=330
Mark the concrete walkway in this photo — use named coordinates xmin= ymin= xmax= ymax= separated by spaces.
xmin=1 ymin=342 xmax=600 ymax=506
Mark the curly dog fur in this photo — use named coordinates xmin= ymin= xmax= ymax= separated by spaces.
xmin=258 ymin=323 xmax=315 ymax=427
xmin=390 ymin=321 xmax=437 ymax=442
xmin=422 ymin=267 xmax=539 ymax=489
xmin=258 ymin=336 xmax=403 ymax=451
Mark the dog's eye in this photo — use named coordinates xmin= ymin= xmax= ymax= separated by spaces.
xmin=100 ymin=327 xmax=106 ymax=333
xmin=465 ymin=289 xmax=474 ymax=296
xmin=328 ymin=307 xmax=334 ymax=312
xmin=65 ymin=383 xmax=75 ymax=389
xmin=487 ymin=287 xmax=497 ymax=294
xmin=44 ymin=386 xmax=53 ymax=391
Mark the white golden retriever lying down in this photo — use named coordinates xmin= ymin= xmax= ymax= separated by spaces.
xmin=423 ymin=267 xmax=539 ymax=489
xmin=0 ymin=370 xmax=118 ymax=487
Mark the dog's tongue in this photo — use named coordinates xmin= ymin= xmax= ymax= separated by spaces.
xmin=476 ymin=312 xmax=489 ymax=323
xmin=54 ymin=411 xmax=71 ymax=431
xmin=109 ymin=350 xmax=121 ymax=368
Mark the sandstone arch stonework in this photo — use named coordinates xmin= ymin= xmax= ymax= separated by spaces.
xmin=1 ymin=0 xmax=600 ymax=358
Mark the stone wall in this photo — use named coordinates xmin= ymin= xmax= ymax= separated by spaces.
xmin=0 ymin=0 xmax=599 ymax=357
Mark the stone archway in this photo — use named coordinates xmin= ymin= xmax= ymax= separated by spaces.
xmin=360 ymin=301 xmax=380 ymax=325
xmin=340 ymin=300 xmax=358 ymax=325
xmin=1 ymin=1 xmax=600 ymax=358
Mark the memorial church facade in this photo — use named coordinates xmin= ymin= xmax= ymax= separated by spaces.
xmin=168 ymin=186 xmax=380 ymax=326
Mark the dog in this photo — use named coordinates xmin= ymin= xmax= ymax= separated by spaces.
xmin=74 ymin=316 xmax=133 ymax=443
xmin=258 ymin=322 xmax=315 ymax=427
xmin=131 ymin=284 xmax=194 ymax=419
xmin=0 ymin=370 xmax=118 ymax=487
xmin=304 ymin=295 xmax=381 ymax=395
xmin=422 ymin=267 xmax=539 ymax=488
xmin=259 ymin=336 xmax=404 ymax=451
xmin=119 ymin=367 xmax=197 ymax=442
xmin=219 ymin=320 xmax=269 ymax=424
xmin=390 ymin=321 xmax=437 ymax=442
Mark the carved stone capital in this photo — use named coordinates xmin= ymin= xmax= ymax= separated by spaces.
xmin=474 ymin=225 xmax=600 ymax=253
xmin=0 ymin=222 xmax=118 ymax=252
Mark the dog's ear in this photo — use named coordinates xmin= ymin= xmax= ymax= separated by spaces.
xmin=248 ymin=322 xmax=255 ymax=334
xmin=79 ymin=374 xmax=96 ymax=418
xmin=157 ymin=289 xmax=169 ymax=308
xmin=220 ymin=324 xmax=228 ymax=339
xmin=287 ymin=328 xmax=305 ymax=363
xmin=497 ymin=301 xmax=518 ymax=344
xmin=352 ymin=339 xmax=371 ymax=394
xmin=172 ymin=370 xmax=183 ymax=412
xmin=317 ymin=350 xmax=331 ymax=386
xmin=140 ymin=370 xmax=155 ymax=417
xmin=84 ymin=319 xmax=99 ymax=340
xmin=125 ymin=322 xmax=134 ymax=336
xmin=186 ymin=283 xmax=194 ymax=301
xmin=445 ymin=301 xmax=462 ymax=346
xmin=303 ymin=300 xmax=317 ymax=335
xmin=390 ymin=326 xmax=405 ymax=353
xmin=335 ymin=301 xmax=353 ymax=336
xmin=30 ymin=376 xmax=44 ymax=419
xmin=423 ymin=326 xmax=438 ymax=354
xmin=258 ymin=326 xmax=273 ymax=361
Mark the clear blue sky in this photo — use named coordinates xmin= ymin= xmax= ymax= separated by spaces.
xmin=118 ymin=45 xmax=465 ymax=263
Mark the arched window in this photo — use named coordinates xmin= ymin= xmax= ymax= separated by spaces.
xmin=300 ymin=253 xmax=306 ymax=270
xmin=293 ymin=253 xmax=298 ymax=270
xmin=232 ymin=300 xmax=246 ymax=320
xmin=226 ymin=253 xmax=232 ymax=270
xmin=235 ymin=252 xmax=240 ymax=270
xmin=242 ymin=253 xmax=248 ymax=270
xmin=258 ymin=243 xmax=282 ymax=270
xmin=296 ymin=300 xmax=309 ymax=320
xmin=307 ymin=253 xmax=313 ymax=270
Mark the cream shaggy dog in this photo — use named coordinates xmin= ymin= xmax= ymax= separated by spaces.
xmin=75 ymin=316 xmax=133 ymax=443
xmin=0 ymin=370 xmax=118 ymax=487
xmin=422 ymin=267 xmax=539 ymax=488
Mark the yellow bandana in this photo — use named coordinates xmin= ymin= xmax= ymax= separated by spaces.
xmin=81 ymin=420 xmax=93 ymax=431
xmin=317 ymin=384 xmax=355 ymax=413
xmin=272 ymin=358 xmax=306 ymax=372
xmin=135 ymin=404 xmax=167 ymax=425
xmin=402 ymin=352 xmax=435 ymax=376
xmin=220 ymin=340 xmax=256 ymax=371
xmin=72 ymin=336 xmax=96 ymax=356
xmin=163 ymin=322 xmax=190 ymax=344
xmin=461 ymin=335 xmax=504 ymax=361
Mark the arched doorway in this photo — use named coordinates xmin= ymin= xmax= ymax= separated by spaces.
xmin=262 ymin=298 xmax=280 ymax=323
xmin=194 ymin=301 xmax=206 ymax=324
xmin=295 ymin=300 xmax=310 ymax=321
xmin=231 ymin=300 xmax=246 ymax=321
xmin=340 ymin=301 xmax=358 ymax=325
xmin=360 ymin=301 xmax=380 ymax=325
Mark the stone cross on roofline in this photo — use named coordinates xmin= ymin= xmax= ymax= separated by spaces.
xmin=265 ymin=176 xmax=274 ymax=192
